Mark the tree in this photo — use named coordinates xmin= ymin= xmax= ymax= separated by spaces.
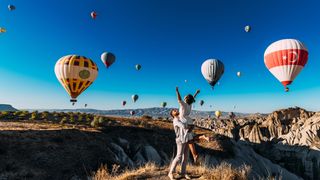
xmin=30 ymin=111 xmax=38 ymax=120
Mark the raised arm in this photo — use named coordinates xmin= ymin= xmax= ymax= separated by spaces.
xmin=176 ymin=87 xmax=182 ymax=102
xmin=193 ymin=89 xmax=200 ymax=99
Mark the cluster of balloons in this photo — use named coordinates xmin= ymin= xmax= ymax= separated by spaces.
xmin=199 ymin=38 xmax=307 ymax=118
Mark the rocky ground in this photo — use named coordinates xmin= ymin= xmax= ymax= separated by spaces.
xmin=0 ymin=107 xmax=319 ymax=180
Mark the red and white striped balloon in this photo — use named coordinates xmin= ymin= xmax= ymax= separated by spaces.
xmin=264 ymin=39 xmax=308 ymax=90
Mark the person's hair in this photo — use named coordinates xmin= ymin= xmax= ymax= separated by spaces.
xmin=185 ymin=94 xmax=195 ymax=105
xmin=170 ymin=109 xmax=176 ymax=118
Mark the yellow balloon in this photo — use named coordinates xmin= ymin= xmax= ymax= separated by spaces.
xmin=215 ymin=110 xmax=221 ymax=118
xmin=0 ymin=28 xmax=6 ymax=33
xmin=54 ymin=55 xmax=98 ymax=102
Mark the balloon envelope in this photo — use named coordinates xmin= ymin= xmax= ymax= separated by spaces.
xmin=264 ymin=39 xmax=308 ymax=89
xmin=8 ymin=5 xmax=15 ymax=11
xmin=91 ymin=11 xmax=97 ymax=19
xmin=101 ymin=52 xmax=116 ymax=68
xmin=244 ymin=25 xmax=251 ymax=32
xmin=201 ymin=59 xmax=224 ymax=88
xmin=161 ymin=102 xmax=167 ymax=108
xmin=132 ymin=95 xmax=139 ymax=102
xmin=237 ymin=71 xmax=241 ymax=77
xmin=54 ymin=55 xmax=98 ymax=102
xmin=130 ymin=111 xmax=135 ymax=116
xmin=0 ymin=28 xmax=6 ymax=33
xmin=122 ymin=101 xmax=127 ymax=106
xmin=199 ymin=100 xmax=204 ymax=106
xmin=135 ymin=64 xmax=141 ymax=70
xmin=215 ymin=111 xmax=221 ymax=118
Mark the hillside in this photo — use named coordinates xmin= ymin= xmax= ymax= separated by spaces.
xmin=0 ymin=104 xmax=18 ymax=111
xmin=0 ymin=107 xmax=319 ymax=179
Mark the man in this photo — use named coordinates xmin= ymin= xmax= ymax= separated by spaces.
xmin=168 ymin=109 xmax=191 ymax=180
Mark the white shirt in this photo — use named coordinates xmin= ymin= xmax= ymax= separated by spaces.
xmin=178 ymin=100 xmax=193 ymax=125
xmin=173 ymin=117 xmax=188 ymax=143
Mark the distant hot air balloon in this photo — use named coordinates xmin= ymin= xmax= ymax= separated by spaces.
xmin=264 ymin=39 xmax=308 ymax=92
xmin=135 ymin=64 xmax=141 ymax=71
xmin=85 ymin=104 xmax=87 ymax=108
xmin=8 ymin=5 xmax=15 ymax=11
xmin=199 ymin=100 xmax=204 ymax=106
xmin=72 ymin=102 xmax=75 ymax=106
xmin=184 ymin=80 xmax=188 ymax=83
xmin=91 ymin=11 xmax=97 ymax=19
xmin=237 ymin=71 xmax=241 ymax=77
xmin=215 ymin=110 xmax=221 ymax=119
xmin=130 ymin=110 xmax=135 ymax=116
xmin=55 ymin=55 xmax=98 ymax=103
xmin=132 ymin=94 xmax=139 ymax=103
xmin=201 ymin=59 xmax=224 ymax=89
xmin=244 ymin=25 xmax=251 ymax=32
xmin=101 ymin=52 xmax=115 ymax=68
xmin=0 ymin=28 xmax=6 ymax=33
xmin=122 ymin=101 xmax=127 ymax=106
xmin=161 ymin=102 xmax=167 ymax=108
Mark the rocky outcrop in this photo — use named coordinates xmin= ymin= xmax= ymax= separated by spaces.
xmin=194 ymin=107 xmax=320 ymax=179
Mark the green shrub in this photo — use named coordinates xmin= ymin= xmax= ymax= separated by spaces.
xmin=29 ymin=112 xmax=38 ymax=120
xmin=91 ymin=116 xmax=100 ymax=127
xmin=60 ymin=117 xmax=68 ymax=124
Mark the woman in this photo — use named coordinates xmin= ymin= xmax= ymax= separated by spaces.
xmin=176 ymin=87 xmax=209 ymax=163
xmin=168 ymin=109 xmax=190 ymax=180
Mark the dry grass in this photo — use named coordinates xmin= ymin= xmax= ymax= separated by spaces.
xmin=92 ymin=162 xmax=251 ymax=180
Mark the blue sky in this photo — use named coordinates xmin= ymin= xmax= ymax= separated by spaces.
xmin=1 ymin=0 xmax=320 ymax=113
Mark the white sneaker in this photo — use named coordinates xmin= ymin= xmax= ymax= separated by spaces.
xmin=184 ymin=174 xmax=191 ymax=180
xmin=168 ymin=173 xmax=174 ymax=180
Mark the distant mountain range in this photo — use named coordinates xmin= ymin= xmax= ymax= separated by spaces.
xmin=29 ymin=107 xmax=252 ymax=118
xmin=0 ymin=104 xmax=18 ymax=111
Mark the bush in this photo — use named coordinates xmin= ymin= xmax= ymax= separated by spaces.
xmin=29 ymin=112 xmax=38 ymax=120
xmin=91 ymin=116 xmax=100 ymax=127
xmin=70 ymin=115 xmax=75 ymax=123
xmin=98 ymin=116 xmax=105 ymax=124
xmin=60 ymin=117 xmax=68 ymax=124
xmin=0 ymin=111 xmax=10 ymax=119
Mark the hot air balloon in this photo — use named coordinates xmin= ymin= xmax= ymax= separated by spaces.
xmin=101 ymin=52 xmax=115 ymax=68
xmin=122 ymin=101 xmax=127 ymax=106
xmin=72 ymin=102 xmax=75 ymax=106
xmin=0 ymin=28 xmax=6 ymax=33
xmin=199 ymin=100 xmax=204 ymax=106
xmin=184 ymin=80 xmax=188 ymax=83
xmin=264 ymin=39 xmax=308 ymax=92
xmin=244 ymin=25 xmax=251 ymax=32
xmin=132 ymin=94 xmax=139 ymax=103
xmin=201 ymin=59 xmax=224 ymax=89
xmin=85 ymin=104 xmax=87 ymax=108
xmin=215 ymin=110 xmax=221 ymax=119
xmin=91 ymin=11 xmax=97 ymax=19
xmin=237 ymin=71 xmax=241 ymax=77
xmin=130 ymin=110 xmax=135 ymax=116
xmin=161 ymin=102 xmax=167 ymax=108
xmin=135 ymin=64 xmax=141 ymax=70
xmin=55 ymin=55 xmax=98 ymax=103
xmin=8 ymin=5 xmax=15 ymax=11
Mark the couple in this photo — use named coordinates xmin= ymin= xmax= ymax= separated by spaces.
xmin=168 ymin=87 xmax=209 ymax=180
